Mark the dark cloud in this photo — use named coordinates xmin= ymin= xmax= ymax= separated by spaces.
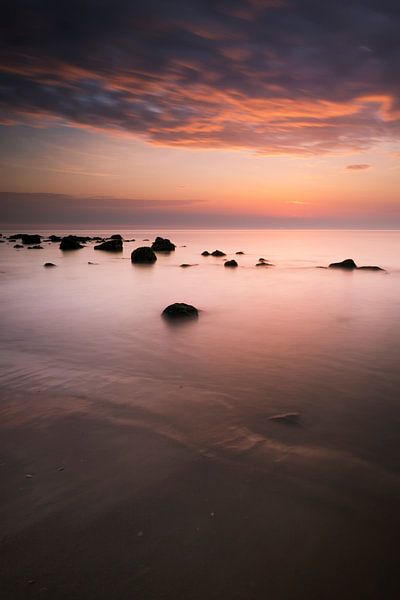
xmin=1 ymin=1 xmax=400 ymax=153
xmin=346 ymin=163 xmax=371 ymax=170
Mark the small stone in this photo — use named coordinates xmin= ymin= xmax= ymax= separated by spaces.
xmin=162 ymin=303 xmax=198 ymax=319
xmin=131 ymin=246 xmax=157 ymax=264
xmin=211 ymin=250 xmax=226 ymax=257
xmin=44 ymin=262 xmax=56 ymax=267
xmin=224 ymin=260 xmax=238 ymax=267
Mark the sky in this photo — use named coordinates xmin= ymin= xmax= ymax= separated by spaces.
xmin=1 ymin=0 xmax=400 ymax=228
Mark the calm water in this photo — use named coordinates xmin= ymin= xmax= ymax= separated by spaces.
xmin=2 ymin=229 xmax=400 ymax=598
xmin=1 ymin=229 xmax=400 ymax=464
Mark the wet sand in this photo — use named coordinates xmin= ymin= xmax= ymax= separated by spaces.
xmin=1 ymin=388 xmax=399 ymax=600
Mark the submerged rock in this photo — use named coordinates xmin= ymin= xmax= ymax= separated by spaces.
xmin=269 ymin=412 xmax=300 ymax=425
xmin=256 ymin=262 xmax=271 ymax=267
xmin=152 ymin=236 xmax=176 ymax=251
xmin=94 ymin=239 xmax=123 ymax=251
xmin=180 ymin=263 xmax=197 ymax=268
xmin=44 ymin=262 xmax=57 ymax=267
xmin=358 ymin=265 xmax=385 ymax=271
xmin=28 ymin=245 xmax=43 ymax=249
xmin=110 ymin=234 xmax=123 ymax=240
xmin=13 ymin=244 xmax=23 ymax=248
xmin=235 ymin=251 xmax=244 ymax=255
xmin=201 ymin=250 xmax=210 ymax=256
xmin=131 ymin=246 xmax=157 ymax=263
xmin=211 ymin=250 xmax=226 ymax=257
xmin=49 ymin=235 xmax=61 ymax=242
xmin=224 ymin=259 xmax=238 ymax=267
xmin=329 ymin=258 xmax=357 ymax=269
xmin=162 ymin=303 xmax=198 ymax=318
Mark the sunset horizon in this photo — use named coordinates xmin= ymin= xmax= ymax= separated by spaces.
xmin=2 ymin=3 xmax=400 ymax=600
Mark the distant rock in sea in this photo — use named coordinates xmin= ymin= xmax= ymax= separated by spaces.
xmin=109 ymin=234 xmax=123 ymax=240
xmin=235 ymin=251 xmax=244 ymax=255
xmin=151 ymin=236 xmax=176 ymax=251
xmin=329 ymin=258 xmax=357 ymax=269
xmin=94 ymin=239 xmax=123 ymax=251
xmin=131 ymin=246 xmax=157 ymax=263
xmin=180 ymin=263 xmax=197 ymax=268
xmin=60 ymin=236 xmax=84 ymax=250
xmin=49 ymin=235 xmax=61 ymax=242
xmin=211 ymin=250 xmax=226 ymax=257
xmin=162 ymin=303 xmax=198 ymax=318
xmin=224 ymin=259 xmax=238 ymax=267
xmin=328 ymin=258 xmax=385 ymax=271
xmin=28 ymin=245 xmax=43 ymax=249
xmin=44 ymin=262 xmax=57 ymax=267
xmin=14 ymin=244 xmax=23 ymax=248
xmin=201 ymin=251 xmax=210 ymax=256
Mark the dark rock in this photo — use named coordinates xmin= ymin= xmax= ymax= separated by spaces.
xmin=49 ymin=235 xmax=61 ymax=242
xmin=8 ymin=233 xmax=25 ymax=240
xmin=14 ymin=244 xmax=24 ymax=248
xmin=44 ymin=262 xmax=56 ymax=267
xmin=21 ymin=234 xmax=41 ymax=245
xmin=94 ymin=239 xmax=123 ymax=251
xmin=162 ymin=303 xmax=198 ymax=318
xmin=88 ymin=261 xmax=98 ymax=265
xmin=211 ymin=250 xmax=226 ymax=257
xmin=131 ymin=246 xmax=157 ymax=264
xmin=258 ymin=257 xmax=267 ymax=262
xmin=269 ymin=412 xmax=300 ymax=425
xmin=142 ymin=238 xmax=150 ymax=241
xmin=358 ymin=265 xmax=385 ymax=271
xmin=224 ymin=260 xmax=238 ymax=267
xmin=151 ymin=236 xmax=176 ymax=251
xmin=60 ymin=236 xmax=84 ymax=250
xmin=201 ymin=251 xmax=210 ymax=256
xmin=235 ymin=251 xmax=244 ymax=255
xmin=110 ymin=234 xmax=123 ymax=240
xmin=256 ymin=262 xmax=271 ymax=267
xmin=92 ymin=236 xmax=104 ymax=241
xmin=180 ymin=263 xmax=197 ymax=268
xmin=28 ymin=245 xmax=43 ymax=249
xmin=329 ymin=258 xmax=357 ymax=269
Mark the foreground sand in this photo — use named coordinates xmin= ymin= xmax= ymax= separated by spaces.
xmin=1 ymin=388 xmax=399 ymax=600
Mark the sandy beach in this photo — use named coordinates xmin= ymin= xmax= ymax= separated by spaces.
xmin=2 ymin=383 xmax=400 ymax=600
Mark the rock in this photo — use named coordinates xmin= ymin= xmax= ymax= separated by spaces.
xmin=235 ymin=251 xmax=244 ymax=255
xmin=60 ymin=236 xmax=84 ymax=250
xmin=358 ymin=266 xmax=385 ymax=271
xmin=44 ymin=262 xmax=56 ymax=267
xmin=162 ymin=303 xmax=199 ymax=318
xmin=211 ymin=250 xmax=226 ymax=257
xmin=14 ymin=244 xmax=24 ymax=248
xmin=269 ymin=412 xmax=300 ymax=425
xmin=151 ymin=236 xmax=176 ymax=251
xmin=201 ymin=251 xmax=210 ymax=256
xmin=21 ymin=234 xmax=41 ymax=245
xmin=131 ymin=246 xmax=157 ymax=263
xmin=49 ymin=235 xmax=61 ymax=242
xmin=28 ymin=245 xmax=43 ymax=249
xmin=142 ymin=238 xmax=150 ymax=241
xmin=88 ymin=261 xmax=98 ymax=265
xmin=329 ymin=258 xmax=357 ymax=269
xmin=224 ymin=259 xmax=238 ymax=267
xmin=110 ymin=234 xmax=123 ymax=240
xmin=180 ymin=263 xmax=197 ymax=267
xmin=94 ymin=239 xmax=123 ymax=251
xmin=92 ymin=236 xmax=104 ymax=241
xmin=258 ymin=257 xmax=268 ymax=262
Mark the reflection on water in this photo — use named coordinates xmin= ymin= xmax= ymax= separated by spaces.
xmin=1 ymin=229 xmax=400 ymax=465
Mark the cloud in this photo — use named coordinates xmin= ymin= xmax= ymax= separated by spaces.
xmin=346 ymin=164 xmax=371 ymax=170
xmin=1 ymin=1 xmax=400 ymax=154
